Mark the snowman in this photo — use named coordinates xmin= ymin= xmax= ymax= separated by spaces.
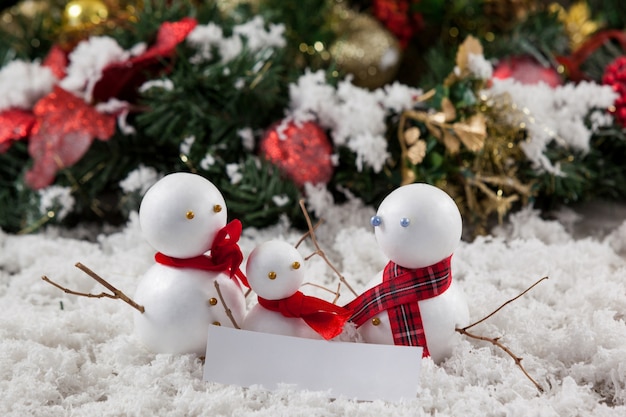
xmin=345 ymin=183 xmax=469 ymax=363
xmin=133 ymin=172 xmax=247 ymax=355
xmin=242 ymin=240 xmax=350 ymax=340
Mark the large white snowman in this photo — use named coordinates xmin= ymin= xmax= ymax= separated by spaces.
xmin=243 ymin=240 xmax=350 ymax=340
xmin=346 ymin=183 xmax=469 ymax=363
xmin=133 ymin=172 xmax=247 ymax=355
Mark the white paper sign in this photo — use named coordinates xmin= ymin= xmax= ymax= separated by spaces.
xmin=203 ymin=326 xmax=422 ymax=402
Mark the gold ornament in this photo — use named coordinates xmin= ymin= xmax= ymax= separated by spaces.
xmin=59 ymin=0 xmax=141 ymax=47
xmin=397 ymin=36 xmax=534 ymax=235
xmin=328 ymin=3 xmax=401 ymax=89
xmin=550 ymin=1 xmax=600 ymax=50
xmin=209 ymin=298 xmax=218 ymax=306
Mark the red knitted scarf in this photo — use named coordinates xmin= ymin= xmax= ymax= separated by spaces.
xmin=345 ymin=255 xmax=452 ymax=357
xmin=257 ymin=291 xmax=351 ymax=340
xmin=155 ymin=219 xmax=249 ymax=288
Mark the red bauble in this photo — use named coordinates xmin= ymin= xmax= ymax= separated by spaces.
xmin=492 ymin=55 xmax=562 ymax=88
xmin=602 ymin=56 xmax=626 ymax=127
xmin=259 ymin=120 xmax=334 ymax=188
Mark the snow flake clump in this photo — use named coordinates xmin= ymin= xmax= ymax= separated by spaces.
xmin=287 ymin=70 xmax=419 ymax=173
xmin=226 ymin=163 xmax=243 ymax=184
xmin=38 ymin=186 xmax=75 ymax=220
xmin=487 ymin=79 xmax=618 ymax=174
xmin=467 ymin=53 xmax=493 ymax=80
xmin=187 ymin=17 xmax=285 ymax=64
xmin=119 ymin=165 xmax=160 ymax=196
xmin=0 ymin=60 xmax=56 ymax=111
xmin=60 ymin=36 xmax=130 ymax=102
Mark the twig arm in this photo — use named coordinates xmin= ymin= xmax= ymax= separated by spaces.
xmin=214 ymin=281 xmax=240 ymax=329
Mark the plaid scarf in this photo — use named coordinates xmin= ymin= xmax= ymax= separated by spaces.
xmin=155 ymin=219 xmax=249 ymax=288
xmin=345 ymin=255 xmax=452 ymax=357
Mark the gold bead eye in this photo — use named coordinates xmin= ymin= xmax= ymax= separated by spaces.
xmin=267 ymin=271 xmax=277 ymax=280
xmin=186 ymin=211 xmax=195 ymax=220
xmin=291 ymin=261 xmax=301 ymax=270
xmin=213 ymin=204 xmax=222 ymax=213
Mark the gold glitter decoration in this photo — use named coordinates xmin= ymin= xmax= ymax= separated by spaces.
xmin=397 ymin=37 xmax=534 ymax=234
xmin=267 ymin=271 xmax=277 ymax=280
xmin=328 ymin=3 xmax=401 ymax=89
xmin=372 ymin=317 xmax=381 ymax=326
xmin=186 ymin=210 xmax=195 ymax=219
xmin=550 ymin=1 xmax=600 ymax=50
xmin=209 ymin=297 xmax=218 ymax=306
xmin=213 ymin=204 xmax=222 ymax=213
xmin=291 ymin=261 xmax=301 ymax=270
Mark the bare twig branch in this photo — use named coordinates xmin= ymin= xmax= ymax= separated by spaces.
xmin=298 ymin=200 xmax=358 ymax=297
xmin=214 ymin=281 xmax=240 ymax=329
xmin=461 ymin=276 xmax=549 ymax=332
xmin=456 ymin=327 xmax=544 ymax=392
xmin=302 ymin=281 xmax=342 ymax=304
xmin=456 ymin=276 xmax=549 ymax=393
xmin=295 ymin=219 xmax=324 ymax=249
xmin=41 ymin=263 xmax=145 ymax=314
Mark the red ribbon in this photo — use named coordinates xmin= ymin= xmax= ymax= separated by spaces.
xmin=257 ymin=291 xmax=352 ymax=340
xmin=557 ymin=29 xmax=626 ymax=82
xmin=155 ymin=219 xmax=249 ymax=288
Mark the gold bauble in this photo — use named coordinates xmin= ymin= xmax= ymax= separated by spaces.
xmin=329 ymin=4 xmax=401 ymax=89
xmin=62 ymin=0 xmax=109 ymax=29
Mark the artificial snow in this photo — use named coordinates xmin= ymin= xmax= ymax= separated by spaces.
xmin=1 ymin=201 xmax=626 ymax=416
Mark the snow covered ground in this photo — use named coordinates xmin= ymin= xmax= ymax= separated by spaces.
xmin=1 ymin=196 xmax=625 ymax=416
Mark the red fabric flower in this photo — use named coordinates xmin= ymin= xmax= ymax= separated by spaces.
xmin=92 ymin=17 xmax=198 ymax=102
xmin=24 ymin=87 xmax=116 ymax=189
xmin=43 ymin=45 xmax=68 ymax=80
xmin=0 ymin=109 xmax=36 ymax=153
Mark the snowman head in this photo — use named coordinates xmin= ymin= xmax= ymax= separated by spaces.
xmin=139 ymin=172 xmax=228 ymax=258
xmin=246 ymin=240 xmax=305 ymax=300
xmin=370 ymin=183 xmax=462 ymax=269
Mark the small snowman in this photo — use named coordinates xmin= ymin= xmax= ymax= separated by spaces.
xmin=345 ymin=183 xmax=469 ymax=363
xmin=242 ymin=240 xmax=350 ymax=340
xmin=133 ymin=172 xmax=247 ymax=355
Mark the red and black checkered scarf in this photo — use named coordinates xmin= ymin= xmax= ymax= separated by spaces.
xmin=344 ymin=255 xmax=452 ymax=357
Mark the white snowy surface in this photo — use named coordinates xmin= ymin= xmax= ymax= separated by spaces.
xmin=1 ymin=198 xmax=626 ymax=416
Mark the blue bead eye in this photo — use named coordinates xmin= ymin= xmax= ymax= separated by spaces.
xmin=400 ymin=217 xmax=411 ymax=228
xmin=370 ymin=215 xmax=382 ymax=227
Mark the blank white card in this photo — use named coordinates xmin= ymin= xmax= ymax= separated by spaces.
xmin=203 ymin=326 xmax=422 ymax=402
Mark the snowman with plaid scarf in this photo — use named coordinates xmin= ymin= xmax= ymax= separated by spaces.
xmin=345 ymin=183 xmax=470 ymax=363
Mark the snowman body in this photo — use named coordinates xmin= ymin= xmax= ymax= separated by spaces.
xmin=134 ymin=264 xmax=246 ymax=355
xmin=353 ymin=183 xmax=469 ymax=363
xmin=242 ymin=240 xmax=342 ymax=340
xmin=243 ymin=304 xmax=321 ymax=339
xmin=134 ymin=172 xmax=247 ymax=355
xmin=357 ymin=272 xmax=468 ymax=363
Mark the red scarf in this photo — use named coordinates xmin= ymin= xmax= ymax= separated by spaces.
xmin=344 ymin=255 xmax=452 ymax=357
xmin=257 ymin=291 xmax=352 ymax=340
xmin=155 ymin=219 xmax=249 ymax=288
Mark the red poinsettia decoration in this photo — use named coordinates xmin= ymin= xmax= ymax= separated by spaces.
xmin=24 ymin=87 xmax=116 ymax=189
xmin=92 ymin=17 xmax=197 ymax=102
xmin=0 ymin=109 xmax=37 ymax=153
